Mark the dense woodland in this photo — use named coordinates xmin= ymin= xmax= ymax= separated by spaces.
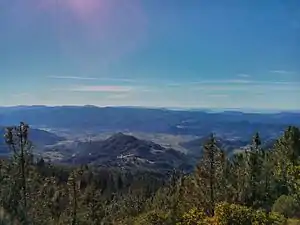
xmin=0 ymin=122 xmax=300 ymax=224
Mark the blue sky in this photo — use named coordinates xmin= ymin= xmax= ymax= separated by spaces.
xmin=0 ymin=0 xmax=299 ymax=110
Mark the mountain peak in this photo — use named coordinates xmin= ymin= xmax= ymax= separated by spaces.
xmin=63 ymin=133 xmax=190 ymax=171
xmin=108 ymin=132 xmax=138 ymax=143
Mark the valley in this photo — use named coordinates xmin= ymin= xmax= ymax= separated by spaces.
xmin=0 ymin=106 xmax=295 ymax=170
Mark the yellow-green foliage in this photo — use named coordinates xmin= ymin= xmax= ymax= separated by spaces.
xmin=287 ymin=218 xmax=300 ymax=225
xmin=177 ymin=208 xmax=210 ymax=225
xmin=214 ymin=202 xmax=286 ymax=225
xmin=176 ymin=204 xmax=287 ymax=225
xmin=2 ymin=124 xmax=300 ymax=224
xmin=214 ymin=203 xmax=253 ymax=225
xmin=133 ymin=210 xmax=169 ymax=225
xmin=288 ymin=165 xmax=300 ymax=197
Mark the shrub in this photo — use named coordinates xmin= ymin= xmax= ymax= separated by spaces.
xmin=214 ymin=202 xmax=286 ymax=225
xmin=176 ymin=207 xmax=209 ymax=225
xmin=133 ymin=210 xmax=169 ymax=225
xmin=272 ymin=195 xmax=300 ymax=218
xmin=214 ymin=202 xmax=253 ymax=225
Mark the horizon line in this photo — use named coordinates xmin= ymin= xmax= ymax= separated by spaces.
xmin=0 ymin=104 xmax=299 ymax=114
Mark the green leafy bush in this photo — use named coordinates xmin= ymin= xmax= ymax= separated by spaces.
xmin=214 ymin=202 xmax=286 ymax=225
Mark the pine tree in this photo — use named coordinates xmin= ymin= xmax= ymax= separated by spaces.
xmin=4 ymin=122 xmax=32 ymax=224
xmin=231 ymin=153 xmax=248 ymax=204
xmin=194 ymin=134 xmax=223 ymax=216
xmin=245 ymin=132 xmax=264 ymax=207
xmin=274 ymin=126 xmax=300 ymax=196
xmin=83 ymin=182 xmax=105 ymax=225
xmin=67 ymin=169 xmax=83 ymax=225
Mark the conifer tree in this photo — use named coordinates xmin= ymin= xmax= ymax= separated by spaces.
xmin=246 ymin=132 xmax=264 ymax=207
xmin=231 ymin=153 xmax=248 ymax=204
xmin=274 ymin=126 xmax=300 ymax=196
xmin=194 ymin=134 xmax=223 ymax=216
xmin=83 ymin=182 xmax=105 ymax=225
xmin=67 ymin=169 xmax=83 ymax=225
xmin=4 ymin=122 xmax=32 ymax=224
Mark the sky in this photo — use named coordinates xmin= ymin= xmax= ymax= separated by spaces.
xmin=0 ymin=0 xmax=299 ymax=110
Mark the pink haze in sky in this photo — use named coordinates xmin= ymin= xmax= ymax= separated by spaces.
xmin=36 ymin=0 xmax=148 ymax=70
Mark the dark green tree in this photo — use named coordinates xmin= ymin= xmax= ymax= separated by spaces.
xmin=194 ymin=134 xmax=224 ymax=216
xmin=3 ymin=122 xmax=32 ymax=224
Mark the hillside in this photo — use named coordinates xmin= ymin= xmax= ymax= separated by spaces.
xmin=61 ymin=132 xmax=192 ymax=171
xmin=180 ymin=136 xmax=276 ymax=157
xmin=0 ymin=127 xmax=65 ymax=155
xmin=1 ymin=125 xmax=299 ymax=224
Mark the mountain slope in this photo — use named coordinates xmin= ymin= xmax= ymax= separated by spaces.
xmin=180 ymin=136 xmax=249 ymax=157
xmin=62 ymin=133 xmax=192 ymax=171
xmin=0 ymin=127 xmax=65 ymax=155
xmin=181 ymin=136 xmax=276 ymax=157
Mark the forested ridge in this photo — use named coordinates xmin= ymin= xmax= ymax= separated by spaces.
xmin=1 ymin=122 xmax=300 ymax=224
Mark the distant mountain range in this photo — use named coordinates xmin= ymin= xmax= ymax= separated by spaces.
xmin=0 ymin=105 xmax=298 ymax=139
xmin=0 ymin=105 xmax=297 ymax=170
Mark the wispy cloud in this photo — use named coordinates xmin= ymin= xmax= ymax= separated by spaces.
xmin=194 ymin=80 xmax=296 ymax=85
xmin=229 ymin=79 xmax=252 ymax=84
xmin=237 ymin=73 xmax=250 ymax=78
xmin=191 ymin=81 xmax=299 ymax=92
xmin=11 ymin=93 xmax=33 ymax=98
xmin=49 ymin=75 xmax=99 ymax=80
xmin=269 ymin=70 xmax=295 ymax=74
xmin=165 ymin=79 xmax=260 ymax=87
xmin=66 ymin=85 xmax=133 ymax=93
xmin=207 ymin=94 xmax=229 ymax=98
xmin=51 ymin=79 xmax=299 ymax=95
xmin=106 ymin=94 xmax=130 ymax=99
xmin=48 ymin=75 xmax=138 ymax=83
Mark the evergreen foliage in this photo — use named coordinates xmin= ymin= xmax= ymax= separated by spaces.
xmin=1 ymin=123 xmax=300 ymax=224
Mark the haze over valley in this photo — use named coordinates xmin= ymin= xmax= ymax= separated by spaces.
xmin=1 ymin=105 xmax=298 ymax=171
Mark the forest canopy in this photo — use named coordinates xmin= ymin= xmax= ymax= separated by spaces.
xmin=0 ymin=123 xmax=300 ymax=224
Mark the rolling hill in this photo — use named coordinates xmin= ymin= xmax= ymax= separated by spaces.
xmin=61 ymin=133 xmax=192 ymax=171
xmin=180 ymin=135 xmax=276 ymax=157
xmin=0 ymin=127 xmax=65 ymax=156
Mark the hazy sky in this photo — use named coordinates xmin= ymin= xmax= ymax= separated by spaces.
xmin=0 ymin=0 xmax=299 ymax=110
